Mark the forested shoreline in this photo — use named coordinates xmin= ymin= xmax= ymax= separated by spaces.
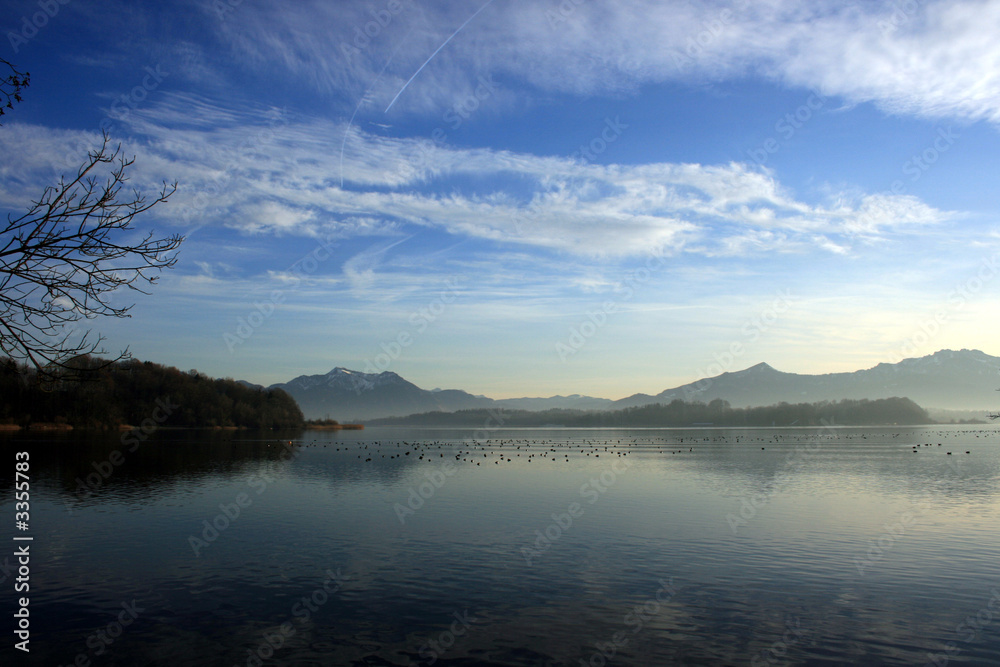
xmin=0 ymin=357 xmax=304 ymax=430
xmin=369 ymin=396 xmax=934 ymax=428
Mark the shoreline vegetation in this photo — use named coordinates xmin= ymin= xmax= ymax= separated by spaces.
xmin=304 ymin=419 xmax=365 ymax=430
xmin=0 ymin=422 xmax=367 ymax=432
xmin=1 ymin=356 xmax=308 ymax=431
xmin=0 ymin=356 xmax=369 ymax=432
xmin=368 ymin=396 xmax=938 ymax=428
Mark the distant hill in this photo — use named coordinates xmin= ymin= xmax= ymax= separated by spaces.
xmin=270 ymin=368 xmax=624 ymax=420
xmin=495 ymin=394 xmax=615 ymax=411
xmin=269 ymin=368 xmax=493 ymax=421
xmin=271 ymin=368 xmax=626 ymax=420
xmin=615 ymin=349 xmax=1000 ymax=411
xmin=273 ymin=349 xmax=998 ymax=421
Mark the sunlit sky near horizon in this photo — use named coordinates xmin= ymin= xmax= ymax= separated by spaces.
xmin=2 ymin=0 xmax=999 ymax=399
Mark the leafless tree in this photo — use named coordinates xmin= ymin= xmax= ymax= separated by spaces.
xmin=0 ymin=57 xmax=29 ymax=124
xmin=1 ymin=58 xmax=183 ymax=378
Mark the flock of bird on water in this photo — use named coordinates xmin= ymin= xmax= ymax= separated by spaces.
xmin=268 ymin=429 xmax=993 ymax=463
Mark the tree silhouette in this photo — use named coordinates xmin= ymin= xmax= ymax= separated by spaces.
xmin=0 ymin=57 xmax=29 ymax=124
xmin=0 ymin=58 xmax=182 ymax=378
xmin=0 ymin=357 xmax=305 ymax=429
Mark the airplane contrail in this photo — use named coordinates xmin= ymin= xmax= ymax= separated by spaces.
xmin=339 ymin=27 xmax=415 ymax=187
xmin=384 ymin=0 xmax=496 ymax=113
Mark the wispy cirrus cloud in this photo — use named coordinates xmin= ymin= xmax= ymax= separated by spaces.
xmin=201 ymin=0 xmax=1000 ymax=125
xmin=0 ymin=105 xmax=955 ymax=262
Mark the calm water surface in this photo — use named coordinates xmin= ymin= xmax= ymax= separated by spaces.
xmin=2 ymin=425 xmax=999 ymax=666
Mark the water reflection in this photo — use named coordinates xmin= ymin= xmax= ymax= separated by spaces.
xmin=1 ymin=425 xmax=998 ymax=665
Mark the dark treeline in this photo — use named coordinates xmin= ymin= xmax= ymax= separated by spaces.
xmin=0 ymin=356 xmax=303 ymax=429
xmin=370 ymin=397 xmax=933 ymax=427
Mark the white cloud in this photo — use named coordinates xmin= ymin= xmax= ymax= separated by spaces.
xmin=237 ymin=200 xmax=316 ymax=234
xmin=0 ymin=114 xmax=955 ymax=261
xmin=206 ymin=0 xmax=1000 ymax=125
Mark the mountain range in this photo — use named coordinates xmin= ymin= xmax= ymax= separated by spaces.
xmin=269 ymin=349 xmax=1000 ymax=421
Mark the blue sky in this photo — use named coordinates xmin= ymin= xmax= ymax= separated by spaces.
xmin=2 ymin=0 xmax=999 ymax=398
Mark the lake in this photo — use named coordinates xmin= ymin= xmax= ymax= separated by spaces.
xmin=2 ymin=424 xmax=999 ymax=666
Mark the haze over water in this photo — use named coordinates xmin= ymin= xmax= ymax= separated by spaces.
xmin=3 ymin=425 xmax=999 ymax=666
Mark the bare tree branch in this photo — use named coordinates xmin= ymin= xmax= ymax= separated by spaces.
xmin=0 ymin=131 xmax=183 ymax=379
xmin=0 ymin=57 xmax=29 ymax=124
